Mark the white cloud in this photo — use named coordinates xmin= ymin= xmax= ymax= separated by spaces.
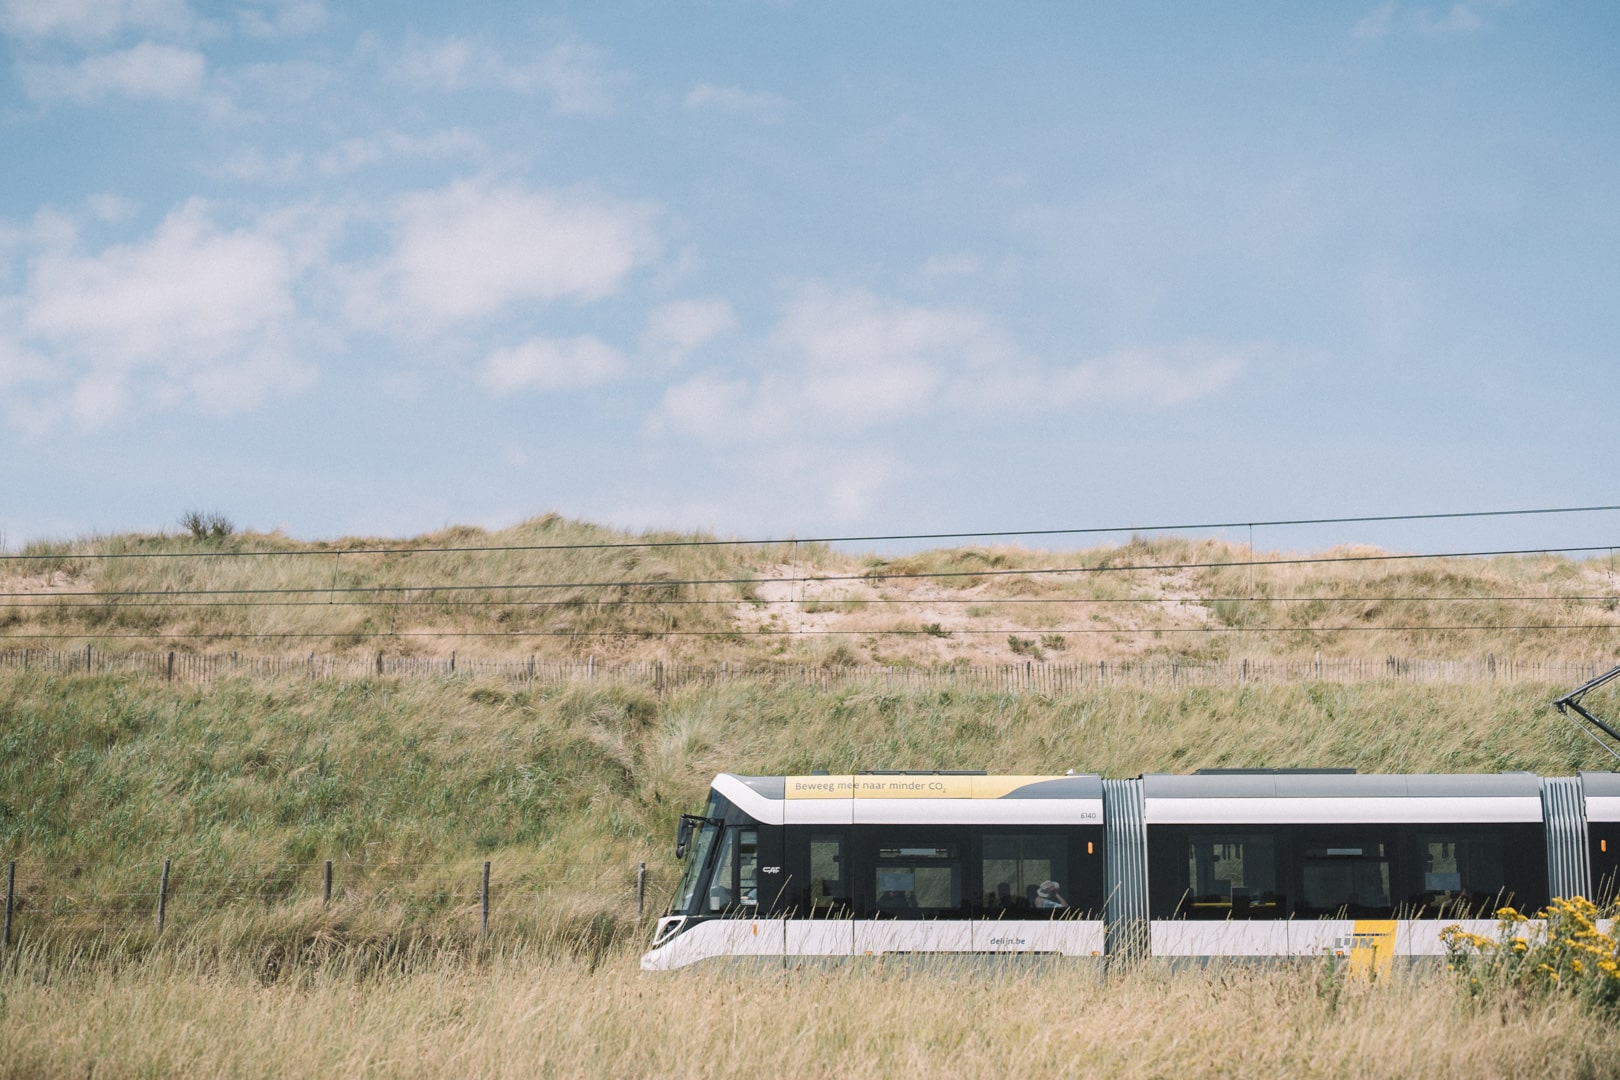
xmin=395 ymin=35 xmax=477 ymax=89
xmin=915 ymin=253 xmax=982 ymax=281
xmin=1042 ymin=342 xmax=1250 ymax=408
xmin=217 ymin=131 xmax=483 ymax=185
xmin=215 ymin=147 xmax=306 ymax=184
xmin=3 ymin=199 xmax=323 ymax=428
xmin=1416 ymin=3 xmax=1486 ymax=35
xmin=649 ymin=285 xmax=1252 ymax=444
xmin=316 ymin=130 xmax=485 ymax=175
xmin=650 ymin=286 xmax=1006 ymax=440
xmin=1353 ymin=2 xmax=1396 ymax=38
xmin=478 ymin=335 xmax=626 ymax=394
xmin=604 ymin=445 xmax=908 ymax=535
xmin=651 ymin=374 xmax=753 ymax=439
xmin=642 ymin=298 xmax=736 ymax=365
xmin=500 ymin=40 xmax=616 ymax=115
xmin=1354 ymin=1 xmax=1499 ymax=39
xmin=236 ymin=0 xmax=325 ymax=38
xmin=344 ymin=178 xmax=658 ymax=331
xmin=394 ymin=35 xmax=619 ymax=115
xmin=25 ymin=201 xmax=291 ymax=362
xmin=85 ymin=192 xmax=138 ymax=222
xmin=0 ymin=332 xmax=52 ymax=391
xmin=20 ymin=41 xmax=206 ymax=103
xmin=685 ymin=83 xmax=787 ymax=121
xmin=183 ymin=350 xmax=316 ymax=414
xmin=0 ymin=0 xmax=192 ymax=44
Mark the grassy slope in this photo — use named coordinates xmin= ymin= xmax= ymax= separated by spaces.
xmin=4 ymin=517 xmax=1617 ymax=664
xmin=2 ymin=670 xmax=1613 ymax=949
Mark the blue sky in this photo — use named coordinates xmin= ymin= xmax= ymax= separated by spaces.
xmin=1 ymin=1 xmax=1616 ymax=555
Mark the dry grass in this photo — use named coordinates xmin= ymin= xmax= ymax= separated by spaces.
xmin=4 ymin=518 xmax=1618 ymax=666
xmin=3 ymin=942 xmax=1617 ymax=1079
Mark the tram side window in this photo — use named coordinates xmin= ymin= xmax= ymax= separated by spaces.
xmin=706 ymin=827 xmax=758 ymax=913
xmin=1298 ymin=835 xmax=1392 ymax=918
xmin=809 ymin=835 xmax=848 ymax=913
xmin=1183 ymin=833 xmax=1282 ymax=919
xmin=1410 ymin=831 xmax=1504 ymax=916
xmin=738 ymin=829 xmax=758 ymax=907
xmin=983 ymin=834 xmax=1069 ymax=913
xmin=874 ymin=843 xmax=961 ymax=915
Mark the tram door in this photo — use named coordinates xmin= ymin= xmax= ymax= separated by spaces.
xmin=801 ymin=830 xmax=852 ymax=917
xmin=1593 ymin=824 xmax=1620 ymax=906
xmin=784 ymin=829 xmax=857 ymax=959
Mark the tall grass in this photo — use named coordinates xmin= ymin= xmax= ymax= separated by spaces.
xmin=3 ymin=940 xmax=1618 ymax=1078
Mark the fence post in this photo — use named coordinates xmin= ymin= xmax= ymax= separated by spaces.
xmin=157 ymin=858 xmax=171 ymax=935
xmin=85 ymin=643 xmax=92 ymax=673
xmin=480 ymin=861 xmax=491 ymax=939
xmin=376 ymin=651 xmax=384 ymax=677
xmin=167 ymin=651 xmax=175 ymax=682
xmin=4 ymin=860 xmax=14 ymax=947
xmin=654 ymin=661 xmax=664 ymax=696
xmin=637 ymin=861 xmax=647 ymax=924
xmin=323 ymin=859 xmax=333 ymax=906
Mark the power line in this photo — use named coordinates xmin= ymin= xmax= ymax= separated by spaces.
xmin=1 ymin=543 xmax=1614 ymax=601
xmin=4 ymin=502 xmax=1618 ymax=562
xmin=7 ymin=593 xmax=1618 ymax=612
xmin=3 ymin=623 xmax=1617 ymax=641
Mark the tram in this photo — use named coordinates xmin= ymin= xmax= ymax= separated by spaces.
xmin=640 ymin=769 xmax=1620 ymax=970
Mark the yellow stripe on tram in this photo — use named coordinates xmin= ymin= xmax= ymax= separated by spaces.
xmin=1347 ymin=920 xmax=1397 ymax=980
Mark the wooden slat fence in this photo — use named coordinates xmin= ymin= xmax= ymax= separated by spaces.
xmin=0 ymin=647 xmax=1612 ymax=691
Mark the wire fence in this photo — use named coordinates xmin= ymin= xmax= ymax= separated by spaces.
xmin=0 ymin=857 xmax=678 ymax=945
xmin=0 ymin=646 xmax=1614 ymax=692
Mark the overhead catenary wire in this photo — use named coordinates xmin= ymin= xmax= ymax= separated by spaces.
xmin=4 ymin=502 xmax=1619 ymax=562
xmin=3 ymin=623 xmax=1618 ymax=641
xmin=7 ymin=593 xmax=1620 ymax=613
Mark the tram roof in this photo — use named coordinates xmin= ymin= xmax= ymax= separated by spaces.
xmin=1142 ymin=771 xmax=1543 ymax=799
xmin=1582 ymin=771 xmax=1620 ymax=796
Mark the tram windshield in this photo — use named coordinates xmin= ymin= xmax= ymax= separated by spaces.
xmin=672 ymin=816 xmax=721 ymax=915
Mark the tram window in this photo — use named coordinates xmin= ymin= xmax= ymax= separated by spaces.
xmin=1183 ymin=833 xmax=1282 ymax=919
xmin=809 ymin=834 xmax=847 ymax=912
xmin=874 ymin=843 xmax=961 ymax=914
xmin=1299 ymin=836 xmax=1391 ymax=918
xmin=983 ymin=834 xmax=1069 ymax=913
xmin=738 ymin=829 xmax=759 ymax=907
xmin=706 ymin=827 xmax=759 ymax=913
xmin=1410 ymin=832 xmax=1503 ymax=916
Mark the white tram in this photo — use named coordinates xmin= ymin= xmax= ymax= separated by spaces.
xmin=640 ymin=769 xmax=1620 ymax=971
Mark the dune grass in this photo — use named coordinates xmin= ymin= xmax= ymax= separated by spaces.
xmin=4 ymin=516 xmax=1617 ymax=665
xmin=3 ymin=939 xmax=1618 ymax=1079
